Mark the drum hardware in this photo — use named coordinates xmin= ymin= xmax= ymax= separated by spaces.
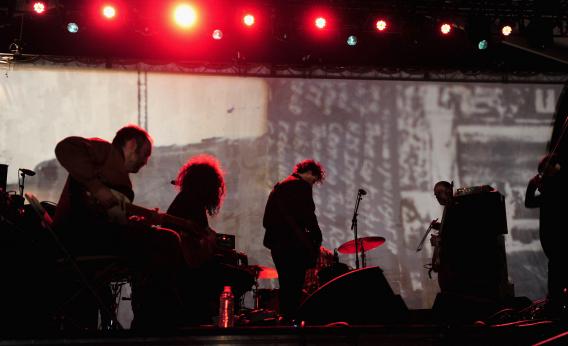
xmin=1 ymin=165 xmax=35 ymax=220
xmin=247 ymin=265 xmax=278 ymax=310
xmin=337 ymin=236 xmax=385 ymax=268
xmin=251 ymin=265 xmax=278 ymax=280
xmin=349 ymin=188 xmax=367 ymax=269
xmin=18 ymin=168 xmax=35 ymax=197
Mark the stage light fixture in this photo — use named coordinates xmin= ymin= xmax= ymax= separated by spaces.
xmin=315 ymin=17 xmax=327 ymax=29
xmin=467 ymin=17 xmax=491 ymax=49
xmin=501 ymin=25 xmax=513 ymax=36
xmin=67 ymin=22 xmax=79 ymax=33
xmin=173 ymin=4 xmax=197 ymax=29
xmin=33 ymin=1 xmax=46 ymax=14
xmin=243 ymin=14 xmax=255 ymax=27
xmin=347 ymin=35 xmax=357 ymax=46
xmin=375 ymin=19 xmax=388 ymax=32
xmin=102 ymin=5 xmax=117 ymax=19
xmin=212 ymin=29 xmax=223 ymax=40
xmin=440 ymin=23 xmax=452 ymax=35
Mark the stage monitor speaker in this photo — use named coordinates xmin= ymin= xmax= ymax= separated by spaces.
xmin=297 ymin=266 xmax=408 ymax=325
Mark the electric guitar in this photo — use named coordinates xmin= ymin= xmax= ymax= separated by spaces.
xmin=431 ymin=182 xmax=453 ymax=274
xmin=97 ymin=189 xmax=218 ymax=268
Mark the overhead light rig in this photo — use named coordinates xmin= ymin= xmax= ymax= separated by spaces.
xmin=0 ymin=0 xmax=566 ymax=70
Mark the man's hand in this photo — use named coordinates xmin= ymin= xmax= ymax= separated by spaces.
xmin=92 ymin=187 xmax=119 ymax=209
xmin=430 ymin=234 xmax=440 ymax=247
xmin=430 ymin=218 xmax=441 ymax=231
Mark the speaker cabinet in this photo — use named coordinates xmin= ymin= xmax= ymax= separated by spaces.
xmin=439 ymin=189 xmax=512 ymax=301
xmin=297 ymin=266 xmax=408 ymax=325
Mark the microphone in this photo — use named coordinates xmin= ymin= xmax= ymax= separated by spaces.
xmin=170 ymin=180 xmax=176 ymax=185
xmin=358 ymin=188 xmax=367 ymax=196
xmin=19 ymin=168 xmax=36 ymax=176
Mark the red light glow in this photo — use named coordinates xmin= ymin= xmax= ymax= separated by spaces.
xmin=501 ymin=25 xmax=512 ymax=36
xmin=440 ymin=23 xmax=452 ymax=35
xmin=376 ymin=19 xmax=388 ymax=31
xmin=173 ymin=4 xmax=197 ymax=28
xmin=33 ymin=2 xmax=46 ymax=14
xmin=315 ymin=17 xmax=327 ymax=29
xmin=243 ymin=14 xmax=255 ymax=27
xmin=102 ymin=5 xmax=116 ymax=19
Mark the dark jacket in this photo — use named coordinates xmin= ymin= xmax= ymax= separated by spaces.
xmin=53 ymin=136 xmax=134 ymax=227
xmin=262 ymin=173 xmax=322 ymax=251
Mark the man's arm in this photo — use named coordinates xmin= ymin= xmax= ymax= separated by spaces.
xmin=55 ymin=136 xmax=118 ymax=208
xmin=298 ymin=183 xmax=322 ymax=246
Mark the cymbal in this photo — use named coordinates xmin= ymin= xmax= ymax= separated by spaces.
xmin=337 ymin=236 xmax=385 ymax=254
xmin=250 ymin=265 xmax=278 ymax=279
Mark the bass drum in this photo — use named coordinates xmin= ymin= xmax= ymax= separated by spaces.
xmin=317 ymin=262 xmax=350 ymax=286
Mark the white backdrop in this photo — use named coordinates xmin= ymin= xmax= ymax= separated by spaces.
xmin=0 ymin=65 xmax=561 ymax=311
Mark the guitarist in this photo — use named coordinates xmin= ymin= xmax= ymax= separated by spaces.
xmin=262 ymin=159 xmax=325 ymax=323
xmin=53 ymin=125 xmax=186 ymax=330
xmin=430 ymin=180 xmax=453 ymax=291
xmin=525 ymin=153 xmax=568 ymax=317
xmin=166 ymin=154 xmax=227 ymax=325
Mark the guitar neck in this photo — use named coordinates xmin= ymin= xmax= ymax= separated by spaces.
xmin=125 ymin=203 xmax=201 ymax=233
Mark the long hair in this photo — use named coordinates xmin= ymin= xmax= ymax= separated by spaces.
xmin=175 ymin=154 xmax=225 ymax=216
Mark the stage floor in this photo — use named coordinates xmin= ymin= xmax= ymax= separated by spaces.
xmin=1 ymin=316 xmax=567 ymax=346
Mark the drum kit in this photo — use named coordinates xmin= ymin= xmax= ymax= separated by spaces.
xmin=248 ymin=236 xmax=386 ymax=312
xmin=337 ymin=236 xmax=385 ymax=268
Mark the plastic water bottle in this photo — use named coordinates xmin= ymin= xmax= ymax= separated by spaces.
xmin=218 ymin=286 xmax=234 ymax=328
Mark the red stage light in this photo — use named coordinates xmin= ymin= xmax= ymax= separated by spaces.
xmin=375 ymin=19 xmax=388 ymax=32
xmin=102 ymin=5 xmax=117 ymax=19
xmin=173 ymin=4 xmax=197 ymax=29
xmin=315 ymin=16 xmax=327 ymax=29
xmin=33 ymin=2 xmax=46 ymax=14
xmin=440 ymin=23 xmax=452 ymax=35
xmin=243 ymin=14 xmax=255 ymax=27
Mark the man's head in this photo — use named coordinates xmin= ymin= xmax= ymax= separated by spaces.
xmin=112 ymin=125 xmax=153 ymax=173
xmin=175 ymin=154 xmax=225 ymax=216
xmin=434 ymin=180 xmax=452 ymax=206
xmin=294 ymin=159 xmax=325 ymax=185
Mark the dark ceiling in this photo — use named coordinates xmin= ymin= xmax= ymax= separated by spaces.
xmin=1 ymin=0 xmax=567 ymax=72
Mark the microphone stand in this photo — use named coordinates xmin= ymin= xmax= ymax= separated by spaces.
xmin=350 ymin=190 xmax=364 ymax=269
xmin=18 ymin=170 xmax=26 ymax=197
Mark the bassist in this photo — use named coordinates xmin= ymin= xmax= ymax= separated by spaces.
xmin=262 ymin=159 xmax=325 ymax=323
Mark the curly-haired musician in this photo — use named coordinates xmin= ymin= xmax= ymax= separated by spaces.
xmin=166 ymin=154 xmax=232 ymax=325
